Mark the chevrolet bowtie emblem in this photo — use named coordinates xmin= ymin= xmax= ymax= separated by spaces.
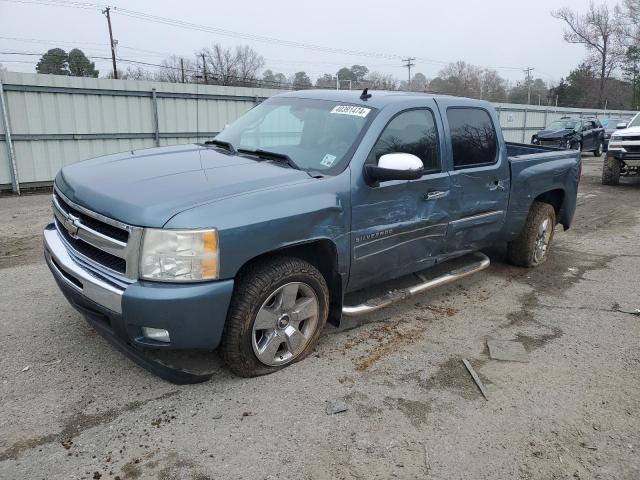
xmin=63 ymin=215 xmax=80 ymax=238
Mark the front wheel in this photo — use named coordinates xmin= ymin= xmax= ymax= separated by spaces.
xmin=602 ymin=156 xmax=621 ymax=185
xmin=221 ymin=256 xmax=329 ymax=377
xmin=594 ymin=141 xmax=603 ymax=157
xmin=506 ymin=202 xmax=556 ymax=267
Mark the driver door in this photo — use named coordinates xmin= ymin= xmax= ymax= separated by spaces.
xmin=348 ymin=106 xmax=450 ymax=291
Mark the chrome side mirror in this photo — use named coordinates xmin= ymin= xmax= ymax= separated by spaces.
xmin=364 ymin=153 xmax=424 ymax=185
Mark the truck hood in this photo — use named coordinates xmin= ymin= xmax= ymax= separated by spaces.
xmin=537 ymin=128 xmax=574 ymax=140
xmin=611 ymin=125 xmax=640 ymax=136
xmin=55 ymin=144 xmax=313 ymax=228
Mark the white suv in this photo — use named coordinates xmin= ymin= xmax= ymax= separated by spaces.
xmin=603 ymin=112 xmax=640 ymax=184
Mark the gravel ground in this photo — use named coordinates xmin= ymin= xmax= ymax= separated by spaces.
xmin=1 ymin=155 xmax=639 ymax=480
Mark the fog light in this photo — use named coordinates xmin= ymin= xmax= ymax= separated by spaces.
xmin=142 ymin=327 xmax=170 ymax=343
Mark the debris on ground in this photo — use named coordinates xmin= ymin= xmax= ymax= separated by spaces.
xmin=462 ymin=359 xmax=489 ymax=401
xmin=326 ymin=399 xmax=349 ymax=415
xmin=21 ymin=365 xmax=30 ymax=372
xmin=487 ymin=339 xmax=530 ymax=363
xmin=580 ymin=442 xmax=598 ymax=450
xmin=41 ymin=358 xmax=62 ymax=367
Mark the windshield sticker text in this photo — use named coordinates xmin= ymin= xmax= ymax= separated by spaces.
xmin=331 ymin=105 xmax=371 ymax=118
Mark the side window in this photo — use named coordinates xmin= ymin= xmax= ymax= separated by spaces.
xmin=370 ymin=109 xmax=440 ymax=172
xmin=447 ymin=108 xmax=498 ymax=168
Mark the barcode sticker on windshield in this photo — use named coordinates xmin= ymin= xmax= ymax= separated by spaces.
xmin=320 ymin=154 xmax=337 ymax=167
xmin=331 ymin=105 xmax=371 ymax=117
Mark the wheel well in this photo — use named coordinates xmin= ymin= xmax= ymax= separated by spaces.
xmin=534 ymin=189 xmax=565 ymax=218
xmin=236 ymin=240 xmax=343 ymax=326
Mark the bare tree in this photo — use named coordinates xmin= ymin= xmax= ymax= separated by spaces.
xmin=202 ymin=44 xmax=238 ymax=85
xmin=429 ymin=61 xmax=482 ymax=97
xmin=552 ymin=3 xmax=622 ymax=107
xmin=617 ymin=0 xmax=640 ymax=45
xmin=201 ymin=44 xmax=264 ymax=86
xmin=155 ymin=55 xmax=196 ymax=83
xmin=122 ymin=66 xmax=154 ymax=81
xmin=363 ymin=71 xmax=399 ymax=90
xmin=235 ymin=45 xmax=265 ymax=83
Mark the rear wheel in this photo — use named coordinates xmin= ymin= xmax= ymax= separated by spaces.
xmin=221 ymin=256 xmax=329 ymax=377
xmin=507 ymin=202 xmax=556 ymax=267
xmin=602 ymin=156 xmax=621 ymax=185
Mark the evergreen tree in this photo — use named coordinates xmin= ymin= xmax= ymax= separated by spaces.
xmin=35 ymin=48 xmax=69 ymax=75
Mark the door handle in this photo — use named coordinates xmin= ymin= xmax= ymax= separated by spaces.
xmin=488 ymin=180 xmax=506 ymax=191
xmin=424 ymin=190 xmax=448 ymax=200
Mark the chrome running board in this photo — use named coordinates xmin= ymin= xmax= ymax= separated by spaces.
xmin=342 ymin=252 xmax=490 ymax=316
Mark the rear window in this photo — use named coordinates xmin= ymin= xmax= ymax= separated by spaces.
xmin=447 ymin=108 xmax=498 ymax=168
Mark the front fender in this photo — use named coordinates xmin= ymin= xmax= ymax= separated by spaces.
xmin=164 ymin=171 xmax=352 ymax=280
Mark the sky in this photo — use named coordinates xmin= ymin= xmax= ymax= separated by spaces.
xmin=0 ymin=0 xmax=621 ymax=86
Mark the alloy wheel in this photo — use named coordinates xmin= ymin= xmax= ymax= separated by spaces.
xmin=251 ymin=282 xmax=319 ymax=366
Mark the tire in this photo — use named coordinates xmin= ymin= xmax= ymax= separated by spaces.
xmin=566 ymin=140 xmax=581 ymax=152
xmin=594 ymin=140 xmax=603 ymax=157
xmin=507 ymin=202 xmax=556 ymax=268
xmin=221 ymin=256 xmax=329 ymax=377
xmin=602 ymin=156 xmax=621 ymax=185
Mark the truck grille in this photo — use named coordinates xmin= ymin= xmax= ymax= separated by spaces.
xmin=623 ymin=145 xmax=640 ymax=153
xmin=52 ymin=188 xmax=142 ymax=281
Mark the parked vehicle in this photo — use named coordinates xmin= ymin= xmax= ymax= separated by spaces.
xmin=44 ymin=90 xmax=582 ymax=383
xmin=531 ymin=116 xmax=605 ymax=155
xmin=602 ymin=111 xmax=640 ymax=184
xmin=601 ymin=117 xmax=629 ymax=152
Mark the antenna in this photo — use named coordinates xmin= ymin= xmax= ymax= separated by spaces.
xmin=360 ymin=88 xmax=372 ymax=100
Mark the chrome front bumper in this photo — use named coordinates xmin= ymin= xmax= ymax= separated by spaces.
xmin=43 ymin=224 xmax=124 ymax=314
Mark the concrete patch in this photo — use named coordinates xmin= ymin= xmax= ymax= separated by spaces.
xmin=487 ymin=339 xmax=529 ymax=363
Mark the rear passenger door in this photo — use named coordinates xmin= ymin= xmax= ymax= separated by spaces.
xmin=437 ymin=103 xmax=510 ymax=254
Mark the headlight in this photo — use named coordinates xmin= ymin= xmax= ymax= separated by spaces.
xmin=139 ymin=228 xmax=219 ymax=281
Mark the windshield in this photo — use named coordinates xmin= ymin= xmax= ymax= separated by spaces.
xmin=628 ymin=113 xmax=640 ymax=128
xmin=214 ymin=97 xmax=376 ymax=173
xmin=547 ymin=120 xmax=579 ymax=131
xmin=601 ymin=118 xmax=622 ymax=127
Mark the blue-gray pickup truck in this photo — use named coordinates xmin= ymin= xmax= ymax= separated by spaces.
xmin=44 ymin=89 xmax=581 ymax=383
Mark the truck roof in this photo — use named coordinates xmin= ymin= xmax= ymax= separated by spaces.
xmin=275 ymin=89 xmax=472 ymax=109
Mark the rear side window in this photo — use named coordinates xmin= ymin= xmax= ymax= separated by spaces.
xmin=370 ymin=109 xmax=440 ymax=171
xmin=447 ymin=108 xmax=497 ymax=168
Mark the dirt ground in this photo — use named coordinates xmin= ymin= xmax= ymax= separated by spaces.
xmin=1 ymin=155 xmax=639 ymax=480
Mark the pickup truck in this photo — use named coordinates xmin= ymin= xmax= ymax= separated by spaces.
xmin=44 ymin=90 xmax=581 ymax=383
xmin=602 ymin=111 xmax=640 ymax=184
xmin=531 ymin=116 xmax=604 ymax=156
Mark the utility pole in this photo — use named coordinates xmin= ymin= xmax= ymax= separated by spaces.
xmin=336 ymin=71 xmax=339 ymax=90
xmin=523 ymin=67 xmax=534 ymax=105
xmin=180 ymin=58 xmax=185 ymax=83
xmin=201 ymin=53 xmax=207 ymax=84
xmin=102 ymin=7 xmax=118 ymax=79
xmin=402 ymin=57 xmax=416 ymax=85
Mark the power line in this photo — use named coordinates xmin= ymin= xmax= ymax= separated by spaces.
xmin=0 ymin=0 xmax=528 ymax=73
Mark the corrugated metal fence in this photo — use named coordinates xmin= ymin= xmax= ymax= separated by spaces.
xmin=1 ymin=71 xmax=637 ymax=193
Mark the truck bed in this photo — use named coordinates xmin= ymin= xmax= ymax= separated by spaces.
xmin=503 ymin=142 xmax=581 ymax=239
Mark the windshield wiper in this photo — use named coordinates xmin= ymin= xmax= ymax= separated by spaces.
xmin=237 ymin=148 xmax=300 ymax=170
xmin=203 ymin=139 xmax=236 ymax=153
